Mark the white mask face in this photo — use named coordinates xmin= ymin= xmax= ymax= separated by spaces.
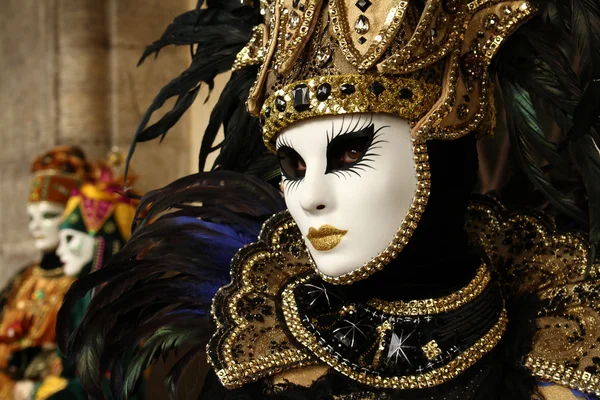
xmin=276 ymin=113 xmax=417 ymax=278
xmin=56 ymin=228 xmax=96 ymax=276
xmin=27 ymin=202 xmax=65 ymax=253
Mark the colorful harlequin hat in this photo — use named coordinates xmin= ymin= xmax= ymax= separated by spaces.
xmin=239 ymin=0 xmax=535 ymax=150
xmin=59 ymin=160 xmax=139 ymax=272
xmin=29 ymin=146 xmax=91 ymax=205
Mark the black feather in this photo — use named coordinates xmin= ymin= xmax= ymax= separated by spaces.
xmin=57 ymin=172 xmax=284 ymax=399
xmin=124 ymin=1 xmax=263 ymax=183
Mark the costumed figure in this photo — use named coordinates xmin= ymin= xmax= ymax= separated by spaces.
xmin=57 ymin=0 xmax=600 ymax=399
xmin=0 ymin=147 xmax=89 ymax=399
xmin=33 ymin=158 xmax=145 ymax=400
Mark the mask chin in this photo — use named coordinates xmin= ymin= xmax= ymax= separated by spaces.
xmin=277 ymin=113 xmax=431 ymax=285
xmin=57 ymin=228 xmax=96 ymax=277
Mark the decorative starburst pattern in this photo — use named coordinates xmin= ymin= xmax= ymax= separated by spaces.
xmin=304 ymin=282 xmax=340 ymax=309
xmin=387 ymin=329 xmax=415 ymax=365
xmin=333 ymin=315 xmax=372 ymax=348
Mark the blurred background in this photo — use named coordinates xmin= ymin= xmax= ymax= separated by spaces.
xmin=0 ymin=1 xmax=228 ymax=398
xmin=0 ymin=0 xmax=229 ymax=285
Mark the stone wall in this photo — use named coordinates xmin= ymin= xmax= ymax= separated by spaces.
xmin=0 ymin=1 xmax=196 ymax=288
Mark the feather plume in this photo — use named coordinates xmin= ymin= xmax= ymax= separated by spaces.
xmin=124 ymin=0 xmax=264 ymax=183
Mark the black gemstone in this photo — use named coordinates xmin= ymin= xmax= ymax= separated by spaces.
xmin=430 ymin=28 xmax=438 ymax=37
xmin=299 ymin=3 xmax=305 ymax=11
xmin=340 ymin=83 xmax=356 ymax=95
xmin=463 ymin=95 xmax=470 ymax=102
xmin=316 ymin=83 xmax=332 ymax=101
xmin=275 ymin=96 xmax=287 ymax=112
xmin=355 ymin=0 xmax=372 ymax=12
xmin=293 ymin=84 xmax=311 ymax=111
xmin=368 ymin=81 xmax=385 ymax=96
xmin=398 ymin=88 xmax=413 ymax=99
xmin=265 ymin=106 xmax=272 ymax=117
xmin=292 ymin=0 xmax=299 ymax=7
xmin=358 ymin=36 xmax=367 ymax=44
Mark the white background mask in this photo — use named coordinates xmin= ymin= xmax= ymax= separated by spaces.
xmin=27 ymin=202 xmax=65 ymax=253
xmin=56 ymin=228 xmax=96 ymax=276
xmin=276 ymin=113 xmax=417 ymax=277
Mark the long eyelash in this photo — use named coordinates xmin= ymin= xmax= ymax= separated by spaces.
xmin=282 ymin=176 xmax=304 ymax=193
xmin=332 ymin=123 xmax=388 ymax=178
xmin=276 ymin=135 xmax=294 ymax=151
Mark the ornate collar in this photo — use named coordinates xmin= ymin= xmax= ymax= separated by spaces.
xmin=208 ymin=210 xmax=506 ymax=390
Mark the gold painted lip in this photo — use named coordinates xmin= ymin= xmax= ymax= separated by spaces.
xmin=306 ymin=225 xmax=348 ymax=251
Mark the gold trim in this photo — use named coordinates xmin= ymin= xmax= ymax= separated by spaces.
xmin=233 ymin=24 xmax=268 ymax=71
xmin=32 ymin=266 xmax=65 ymax=279
xmin=281 ymin=274 xmax=508 ymax=389
xmin=410 ymin=1 xmax=534 ymax=141
xmin=311 ymin=140 xmax=430 ymax=285
xmin=525 ymin=356 xmax=600 ymax=396
xmin=32 ymin=170 xmax=81 ymax=179
xmin=365 ymin=264 xmax=491 ymax=315
xmin=275 ymin=0 xmax=323 ymax=74
xmin=208 ymin=215 xmax=316 ymax=389
xmin=329 ymin=0 xmax=409 ymax=72
xmin=261 ymin=75 xmax=440 ymax=152
xmin=215 ymin=250 xmax=312 ymax=388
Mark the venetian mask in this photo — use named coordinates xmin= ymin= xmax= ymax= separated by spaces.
xmin=277 ymin=113 xmax=419 ymax=278
xmin=27 ymin=202 xmax=65 ymax=253
xmin=56 ymin=228 xmax=96 ymax=277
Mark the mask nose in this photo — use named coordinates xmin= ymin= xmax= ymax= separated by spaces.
xmin=29 ymin=215 xmax=41 ymax=233
xmin=299 ymin=168 xmax=330 ymax=213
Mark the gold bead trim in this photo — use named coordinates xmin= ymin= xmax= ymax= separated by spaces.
xmin=274 ymin=0 xmax=322 ymax=74
xmin=409 ymin=1 xmax=534 ymax=141
xmin=209 ymin=213 xmax=316 ymax=389
xmin=233 ymin=24 xmax=268 ymax=71
xmin=525 ymin=356 xmax=600 ymax=396
xmin=311 ymin=140 xmax=431 ymax=285
xmin=365 ymin=263 xmax=491 ymax=315
xmin=282 ymin=274 xmax=508 ymax=389
xmin=422 ymin=340 xmax=443 ymax=361
xmin=213 ymin=248 xmax=312 ymax=388
xmin=215 ymin=349 xmax=314 ymax=389
xmin=261 ymin=75 xmax=441 ymax=152
xmin=32 ymin=266 xmax=66 ymax=279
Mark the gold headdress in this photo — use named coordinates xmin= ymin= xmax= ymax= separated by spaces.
xmin=29 ymin=146 xmax=91 ymax=206
xmin=235 ymin=0 xmax=534 ymax=151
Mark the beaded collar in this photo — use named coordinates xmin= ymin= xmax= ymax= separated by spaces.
xmin=208 ymin=210 xmax=506 ymax=390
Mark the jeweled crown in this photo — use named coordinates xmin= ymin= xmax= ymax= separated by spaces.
xmin=235 ymin=0 xmax=534 ymax=151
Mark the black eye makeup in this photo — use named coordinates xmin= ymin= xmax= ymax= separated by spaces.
xmin=43 ymin=212 xmax=61 ymax=219
xmin=277 ymin=135 xmax=307 ymax=180
xmin=275 ymin=114 xmax=388 ymax=188
xmin=325 ymin=123 xmax=383 ymax=177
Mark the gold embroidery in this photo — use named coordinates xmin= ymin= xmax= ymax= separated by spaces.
xmin=208 ymin=213 xmax=317 ymax=389
xmin=466 ymin=196 xmax=600 ymax=396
